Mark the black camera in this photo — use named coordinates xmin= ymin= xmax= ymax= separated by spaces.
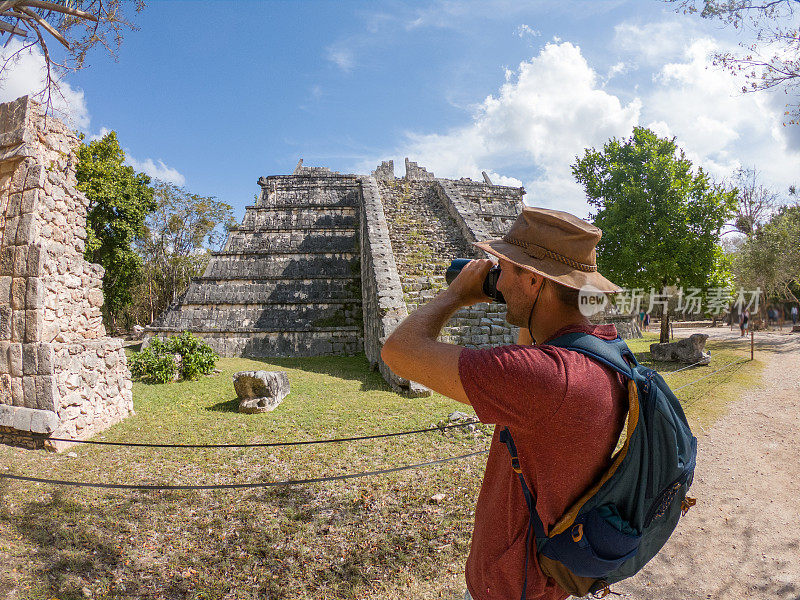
xmin=445 ymin=259 xmax=505 ymax=304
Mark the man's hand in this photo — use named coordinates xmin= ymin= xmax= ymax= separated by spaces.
xmin=443 ymin=258 xmax=495 ymax=307
xmin=380 ymin=259 xmax=496 ymax=404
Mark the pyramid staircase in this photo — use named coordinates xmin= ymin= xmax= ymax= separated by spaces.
xmin=146 ymin=172 xmax=364 ymax=357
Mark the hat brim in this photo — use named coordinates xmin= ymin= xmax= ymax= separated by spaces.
xmin=473 ymin=238 xmax=622 ymax=293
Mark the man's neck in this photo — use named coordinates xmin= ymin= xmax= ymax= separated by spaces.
xmin=531 ymin=314 xmax=592 ymax=345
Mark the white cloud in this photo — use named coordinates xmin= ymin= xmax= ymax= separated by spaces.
xmin=635 ymin=33 xmax=800 ymax=194
xmin=326 ymin=45 xmax=355 ymax=72
xmin=613 ymin=20 xmax=696 ymax=66
xmin=517 ymin=24 xmax=541 ymax=38
xmin=367 ymin=41 xmax=641 ymax=217
xmin=0 ymin=39 xmax=89 ymax=128
xmin=126 ymin=154 xmax=186 ymax=186
xmin=88 ymin=126 xmax=112 ymax=143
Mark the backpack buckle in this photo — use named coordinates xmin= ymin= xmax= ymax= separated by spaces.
xmin=681 ymin=497 xmax=696 ymax=516
xmin=511 ymin=457 xmax=522 ymax=474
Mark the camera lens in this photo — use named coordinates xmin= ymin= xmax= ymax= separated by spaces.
xmin=445 ymin=259 xmax=506 ymax=304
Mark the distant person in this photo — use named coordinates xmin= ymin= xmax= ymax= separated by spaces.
xmin=643 ymin=312 xmax=650 ymax=332
xmin=740 ymin=308 xmax=749 ymax=337
xmin=638 ymin=308 xmax=645 ymax=330
xmin=792 ymin=304 xmax=798 ymax=326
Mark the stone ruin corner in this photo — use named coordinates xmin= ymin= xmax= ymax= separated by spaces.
xmin=0 ymin=96 xmax=133 ymax=451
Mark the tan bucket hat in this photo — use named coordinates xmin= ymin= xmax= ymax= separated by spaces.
xmin=473 ymin=206 xmax=621 ymax=293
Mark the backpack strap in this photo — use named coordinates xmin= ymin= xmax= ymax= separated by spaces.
xmin=545 ymin=332 xmax=637 ymax=379
xmin=498 ymin=426 xmax=544 ymax=600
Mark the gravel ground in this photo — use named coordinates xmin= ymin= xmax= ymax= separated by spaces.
xmin=614 ymin=328 xmax=800 ymax=600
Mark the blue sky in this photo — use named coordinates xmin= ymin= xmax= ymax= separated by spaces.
xmin=2 ymin=0 xmax=799 ymax=224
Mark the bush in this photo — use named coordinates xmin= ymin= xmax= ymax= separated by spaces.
xmin=130 ymin=332 xmax=219 ymax=383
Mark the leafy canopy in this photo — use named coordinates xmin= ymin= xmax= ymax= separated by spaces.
xmin=76 ymin=130 xmax=156 ymax=327
xmin=572 ymin=126 xmax=738 ymax=337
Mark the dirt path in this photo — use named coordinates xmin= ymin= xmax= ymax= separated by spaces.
xmin=614 ymin=329 xmax=800 ymax=600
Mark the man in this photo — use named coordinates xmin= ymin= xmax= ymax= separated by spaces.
xmin=381 ymin=207 xmax=630 ymax=600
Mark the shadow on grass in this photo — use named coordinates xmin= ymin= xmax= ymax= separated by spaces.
xmin=245 ymin=354 xmax=394 ymax=394
xmin=206 ymin=397 xmax=240 ymax=412
xmin=1 ymin=480 xmax=449 ymax=600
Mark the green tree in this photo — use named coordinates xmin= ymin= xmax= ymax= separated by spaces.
xmin=732 ymin=204 xmax=800 ymax=303
xmin=135 ymin=181 xmax=235 ymax=324
xmin=76 ymin=130 xmax=156 ymax=332
xmin=572 ymin=126 xmax=738 ymax=342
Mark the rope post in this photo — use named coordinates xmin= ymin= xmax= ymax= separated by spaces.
xmin=750 ymin=330 xmax=754 ymax=360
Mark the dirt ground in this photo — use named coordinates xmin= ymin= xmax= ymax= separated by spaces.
xmin=614 ymin=327 xmax=800 ymax=600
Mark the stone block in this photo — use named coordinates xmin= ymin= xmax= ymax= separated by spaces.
xmin=22 ymin=343 xmax=37 ymax=375
xmin=35 ymin=374 xmax=55 ymax=411
xmin=5 ymin=216 xmax=18 ymax=241
xmin=0 ymin=306 xmax=9 ymax=342
xmin=0 ymin=247 xmax=12 ymax=276
xmin=11 ymin=310 xmax=24 ymax=342
xmin=25 ymin=277 xmax=41 ymax=309
xmin=20 ymin=188 xmax=38 ymax=213
xmin=0 ymin=276 xmax=10 ymax=305
xmin=10 ymin=277 xmax=25 ymax=310
xmin=26 ymin=245 xmax=40 ymax=276
xmin=0 ymin=373 xmax=10 ymax=405
xmin=24 ymin=309 xmax=42 ymax=342
xmin=7 ymin=193 xmax=22 ymax=216
xmin=30 ymin=408 xmax=57 ymax=434
xmin=24 ymin=165 xmax=44 ymax=190
xmin=14 ymin=213 xmax=33 ymax=245
xmin=37 ymin=343 xmax=53 ymax=374
xmin=23 ymin=375 xmax=35 ymax=408
xmin=11 ymin=376 xmax=23 ymax=406
xmin=8 ymin=343 xmax=21 ymax=377
xmin=12 ymin=247 xmax=27 ymax=277
xmin=0 ymin=341 xmax=8 ymax=373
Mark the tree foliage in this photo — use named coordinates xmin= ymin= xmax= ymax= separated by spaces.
xmin=133 ymin=181 xmax=235 ymax=325
xmin=572 ymin=126 xmax=738 ymax=342
xmin=76 ymin=130 xmax=156 ymax=330
xmin=668 ymin=0 xmax=800 ymax=124
xmin=732 ymin=203 xmax=800 ymax=301
xmin=0 ymin=0 xmax=145 ymax=116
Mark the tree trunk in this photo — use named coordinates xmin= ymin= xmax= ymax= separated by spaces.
xmin=660 ymin=309 xmax=670 ymax=343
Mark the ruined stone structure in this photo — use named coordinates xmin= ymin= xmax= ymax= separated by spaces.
xmin=0 ymin=97 xmax=133 ymax=450
xmin=147 ymin=158 xmax=525 ymax=393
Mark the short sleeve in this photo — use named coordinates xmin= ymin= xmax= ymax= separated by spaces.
xmin=458 ymin=344 xmax=569 ymax=428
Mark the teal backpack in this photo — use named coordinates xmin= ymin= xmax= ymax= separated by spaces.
xmin=498 ymin=333 xmax=697 ymax=598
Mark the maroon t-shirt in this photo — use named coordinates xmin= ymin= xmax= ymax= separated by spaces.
xmin=458 ymin=323 xmax=628 ymax=600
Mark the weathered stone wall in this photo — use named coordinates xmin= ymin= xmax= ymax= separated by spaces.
xmin=0 ymin=96 xmax=132 ymax=450
xmin=376 ymin=170 xmax=525 ymax=348
xmin=357 ymin=176 xmax=427 ymax=396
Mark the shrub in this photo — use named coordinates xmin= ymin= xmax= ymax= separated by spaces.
xmin=130 ymin=332 xmax=218 ymax=383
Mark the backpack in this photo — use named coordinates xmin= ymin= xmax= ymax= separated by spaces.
xmin=498 ymin=332 xmax=697 ymax=599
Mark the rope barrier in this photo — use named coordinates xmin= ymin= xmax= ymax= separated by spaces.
xmin=0 ymin=448 xmax=489 ymax=491
xmin=672 ymin=358 xmax=749 ymax=393
xmin=659 ymin=358 xmax=711 ymax=376
xmin=9 ymin=419 xmax=482 ymax=448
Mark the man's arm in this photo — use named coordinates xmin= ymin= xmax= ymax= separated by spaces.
xmin=381 ymin=259 xmax=495 ymax=404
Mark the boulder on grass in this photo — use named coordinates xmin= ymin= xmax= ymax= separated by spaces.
xmin=233 ymin=371 xmax=290 ymax=413
xmin=650 ymin=333 xmax=711 ymax=365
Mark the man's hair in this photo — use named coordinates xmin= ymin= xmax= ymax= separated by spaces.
xmin=509 ymin=261 xmax=582 ymax=310
xmin=552 ymin=281 xmax=581 ymax=309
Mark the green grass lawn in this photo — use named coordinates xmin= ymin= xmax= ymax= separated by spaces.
xmin=0 ymin=333 xmax=764 ymax=600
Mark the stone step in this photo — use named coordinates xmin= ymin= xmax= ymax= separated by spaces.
xmin=153 ymin=301 xmax=363 ymax=331
xmin=257 ymin=186 xmax=361 ymax=208
xmin=146 ymin=328 xmax=363 ymax=358
xmin=241 ymin=207 xmax=357 ymax=230
xmin=183 ymin=278 xmax=361 ymax=304
xmin=224 ymin=230 xmax=357 ymax=253
xmin=204 ymin=253 xmax=359 ymax=279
